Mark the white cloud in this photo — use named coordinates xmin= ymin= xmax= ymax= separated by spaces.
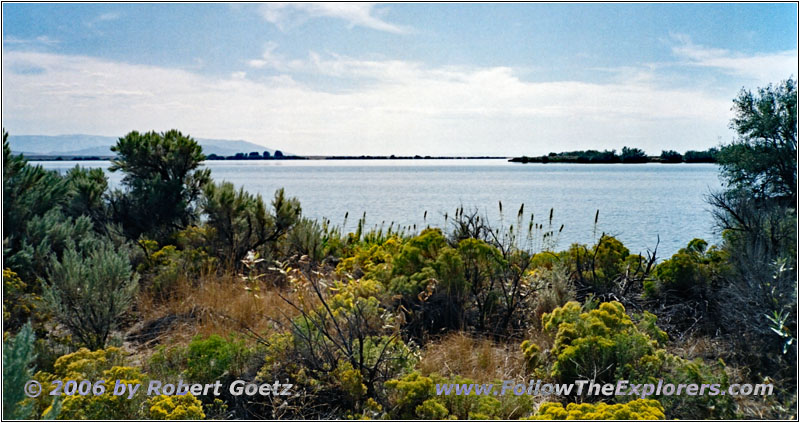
xmin=2 ymin=50 xmax=734 ymax=156
xmin=3 ymin=35 xmax=60 ymax=46
xmin=670 ymin=33 xmax=797 ymax=84
xmin=96 ymin=12 xmax=121 ymax=22
xmin=258 ymin=3 xmax=410 ymax=34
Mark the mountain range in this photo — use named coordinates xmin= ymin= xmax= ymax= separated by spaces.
xmin=7 ymin=134 xmax=278 ymax=157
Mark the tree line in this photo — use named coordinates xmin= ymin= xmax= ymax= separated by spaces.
xmin=510 ymin=146 xmax=719 ymax=163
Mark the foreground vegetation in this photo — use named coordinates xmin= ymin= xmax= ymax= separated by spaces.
xmin=3 ymin=79 xmax=796 ymax=420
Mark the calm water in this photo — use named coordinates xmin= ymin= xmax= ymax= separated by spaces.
xmin=40 ymin=159 xmax=723 ymax=257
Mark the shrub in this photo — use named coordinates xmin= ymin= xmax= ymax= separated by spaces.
xmin=202 ymin=184 xmax=301 ymax=267
xmin=3 ymin=131 xmax=69 ymax=259
xmin=147 ymin=394 xmax=205 ymax=420
xmin=3 ymin=268 xmax=45 ymax=334
xmin=63 ymin=166 xmax=110 ymax=228
xmin=531 ymin=399 xmax=665 ymax=420
xmin=541 ymin=301 xmax=663 ymax=385
xmin=3 ymin=323 xmax=37 ymax=420
xmin=42 ymin=240 xmax=139 ymax=350
xmin=58 ymin=365 xmax=147 ymax=419
xmin=31 ymin=347 xmax=148 ymax=420
xmin=540 ymin=301 xmax=734 ymax=419
xmin=5 ymin=209 xmax=95 ymax=283
xmin=649 ymin=238 xmax=726 ymax=298
xmin=185 ymin=334 xmax=250 ymax=383
xmin=385 ymin=371 xmax=534 ymax=419
xmin=563 ymin=235 xmax=633 ymax=291
xmin=385 ymin=371 xmax=435 ymax=419
xmin=137 ymin=232 xmax=216 ymax=298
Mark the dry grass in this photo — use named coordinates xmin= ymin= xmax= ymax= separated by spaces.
xmin=417 ymin=332 xmax=527 ymax=381
xmin=130 ymin=272 xmax=303 ymax=348
xmin=668 ymin=334 xmax=734 ymax=362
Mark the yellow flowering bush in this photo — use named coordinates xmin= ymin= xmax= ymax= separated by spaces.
xmin=147 ymin=394 xmax=205 ymax=420
xmin=531 ymin=399 xmax=665 ymax=420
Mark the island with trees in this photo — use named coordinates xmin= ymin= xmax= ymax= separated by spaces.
xmin=510 ymin=147 xmax=719 ymax=164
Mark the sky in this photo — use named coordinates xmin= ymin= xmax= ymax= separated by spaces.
xmin=2 ymin=3 xmax=797 ymax=156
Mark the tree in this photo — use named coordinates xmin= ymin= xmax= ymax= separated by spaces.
xmin=42 ymin=239 xmax=139 ymax=350
xmin=109 ymin=130 xmax=211 ymax=242
xmin=707 ymin=78 xmax=797 ymax=378
xmin=718 ymin=78 xmax=796 ymax=204
xmin=248 ymin=151 xmax=261 ymax=159
xmin=660 ymin=150 xmax=683 ymax=163
xmin=263 ymin=151 xmax=272 ymax=159
xmin=274 ymin=150 xmax=284 ymax=159
xmin=684 ymin=148 xmax=718 ymax=163
xmin=620 ymin=146 xmax=647 ymax=163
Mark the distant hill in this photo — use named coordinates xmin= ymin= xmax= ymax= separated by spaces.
xmin=7 ymin=134 xmax=280 ymax=157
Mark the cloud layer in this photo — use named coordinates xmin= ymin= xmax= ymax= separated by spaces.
xmin=258 ymin=3 xmax=410 ymax=34
xmin=5 ymin=46 xmax=756 ymax=156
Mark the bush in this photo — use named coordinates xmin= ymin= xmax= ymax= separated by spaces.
xmin=540 ymin=301 xmax=734 ymax=418
xmin=42 ymin=240 xmax=139 ymax=350
xmin=3 ymin=131 xmax=69 ymax=260
xmin=30 ymin=347 xmax=145 ymax=420
xmin=202 ymin=184 xmax=301 ymax=267
xmin=3 ymin=269 xmax=45 ymax=334
xmin=563 ymin=235 xmax=636 ymax=291
xmin=255 ymin=273 xmax=416 ymax=417
xmin=385 ymin=371 xmax=534 ymax=419
xmin=137 ymin=230 xmax=216 ymax=298
xmin=63 ymin=166 xmax=110 ymax=229
xmin=3 ymin=323 xmax=37 ymax=420
xmin=531 ymin=399 xmax=665 ymax=420
xmin=5 ymin=209 xmax=95 ymax=284
xmin=185 ymin=334 xmax=250 ymax=383
xmin=541 ymin=301 xmax=665 ymax=386
xmin=648 ymin=238 xmax=726 ymax=299
xmin=147 ymin=394 xmax=205 ymax=419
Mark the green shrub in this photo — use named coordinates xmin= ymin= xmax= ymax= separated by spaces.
xmin=185 ymin=334 xmax=250 ymax=383
xmin=137 ymin=231 xmax=216 ymax=298
xmin=42 ymin=240 xmax=139 ymax=350
xmin=540 ymin=301 xmax=734 ymax=419
xmin=562 ymin=235 xmax=636 ymax=291
xmin=202 ymin=183 xmax=301 ymax=267
xmin=531 ymin=399 xmax=665 ymax=420
xmin=3 ymin=323 xmax=37 ymax=420
xmin=649 ymin=238 xmax=726 ymax=298
xmin=541 ymin=301 xmax=665 ymax=385
xmin=385 ymin=371 xmax=534 ymax=419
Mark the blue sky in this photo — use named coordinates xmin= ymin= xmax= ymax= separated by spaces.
xmin=2 ymin=3 xmax=797 ymax=155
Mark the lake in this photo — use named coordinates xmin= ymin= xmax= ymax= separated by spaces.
xmin=40 ymin=159 xmax=724 ymax=257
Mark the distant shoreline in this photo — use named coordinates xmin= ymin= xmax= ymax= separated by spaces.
xmin=20 ymin=154 xmax=717 ymax=163
xmin=22 ymin=154 xmax=511 ymax=161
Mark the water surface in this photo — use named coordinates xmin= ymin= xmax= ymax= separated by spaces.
xmin=40 ymin=159 xmax=723 ymax=257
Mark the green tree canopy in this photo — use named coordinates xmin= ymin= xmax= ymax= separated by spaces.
xmin=718 ymin=78 xmax=797 ymax=203
xmin=109 ymin=130 xmax=211 ymax=242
